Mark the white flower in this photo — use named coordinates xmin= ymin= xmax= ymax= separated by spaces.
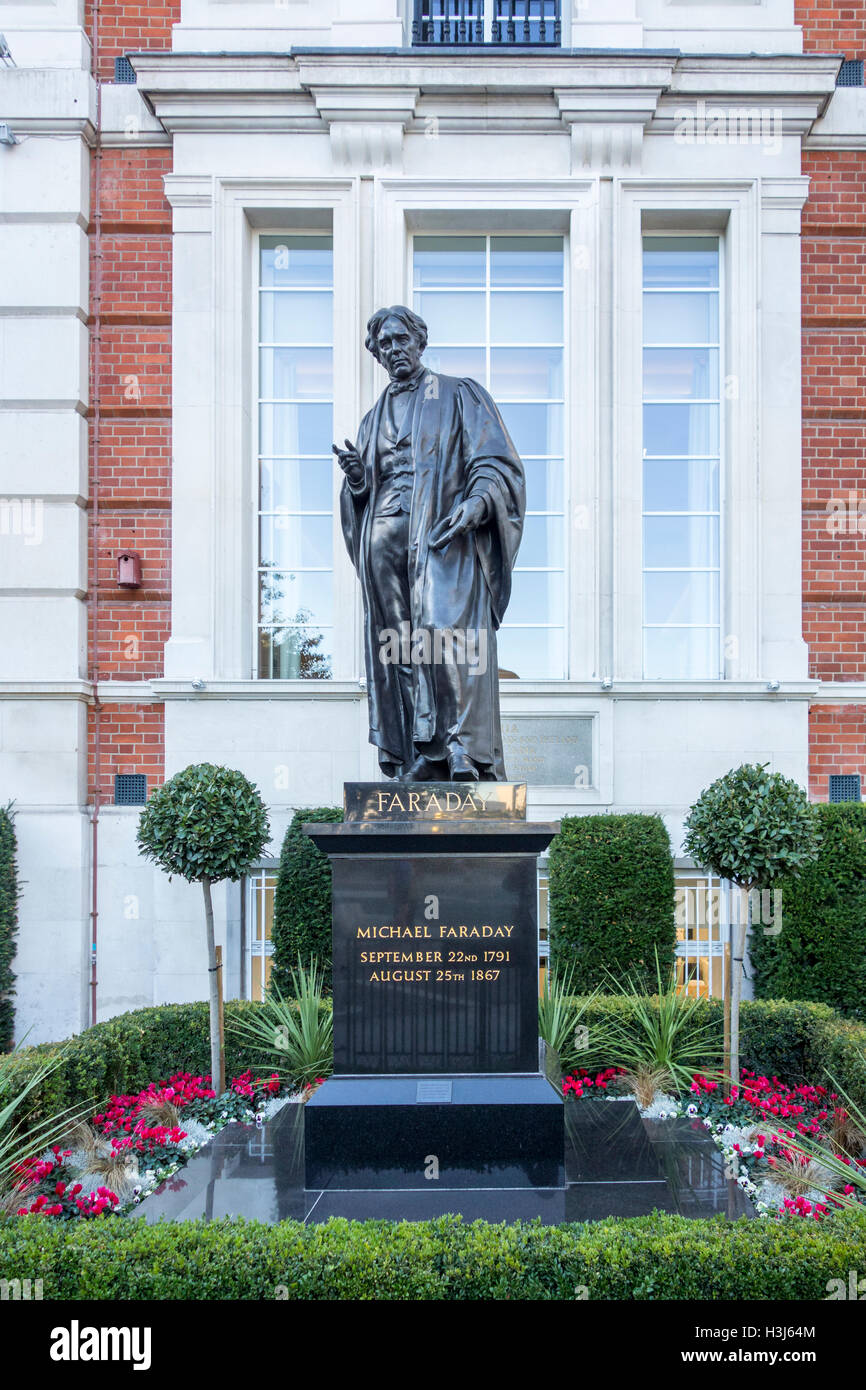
xmin=686 ymin=1104 xmax=698 ymax=1117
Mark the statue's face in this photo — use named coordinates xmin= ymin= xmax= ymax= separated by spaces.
xmin=376 ymin=315 xmax=424 ymax=381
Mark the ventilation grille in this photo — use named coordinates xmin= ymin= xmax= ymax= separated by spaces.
xmin=837 ymin=59 xmax=864 ymax=87
xmin=114 ymin=56 xmax=137 ymax=84
xmin=114 ymin=773 xmax=147 ymax=806
xmin=829 ymin=774 xmax=862 ymax=803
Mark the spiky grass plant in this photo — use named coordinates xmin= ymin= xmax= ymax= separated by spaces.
xmin=85 ymin=1147 xmax=139 ymax=1199
xmin=826 ymin=1103 xmax=866 ymax=1160
xmin=0 ymin=1045 xmax=91 ymax=1208
xmin=135 ymin=1099 xmax=181 ymax=1131
xmin=62 ymin=1121 xmax=140 ymax=1201
xmin=228 ymin=958 xmax=333 ymax=1089
xmin=763 ymin=1065 xmax=866 ymax=1211
xmin=765 ymin=1146 xmax=842 ymax=1200
xmin=599 ymin=950 xmax=721 ymax=1098
xmin=537 ymin=966 xmax=601 ymax=1077
xmin=615 ymin=1064 xmax=674 ymax=1110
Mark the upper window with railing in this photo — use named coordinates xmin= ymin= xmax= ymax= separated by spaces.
xmin=412 ymin=1 xmax=561 ymax=46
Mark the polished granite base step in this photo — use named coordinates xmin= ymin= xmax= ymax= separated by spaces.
xmin=304 ymin=1072 xmax=565 ymax=1191
xmin=132 ymin=1096 xmax=756 ymax=1227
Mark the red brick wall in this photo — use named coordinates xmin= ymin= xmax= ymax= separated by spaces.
xmin=798 ymin=0 xmax=866 ymax=794
xmin=796 ymin=2 xmax=866 ymax=54
xmin=88 ymin=705 xmax=166 ymax=801
xmin=89 ymin=142 xmax=172 ymax=792
xmin=801 ymin=151 xmax=866 ymax=697
xmin=809 ymin=705 xmax=866 ymax=799
xmin=86 ymin=0 xmax=181 ymax=81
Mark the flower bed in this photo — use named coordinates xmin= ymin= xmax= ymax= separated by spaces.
xmin=10 ymin=1070 xmax=296 ymax=1221
xmin=562 ymin=1066 xmax=866 ymax=1221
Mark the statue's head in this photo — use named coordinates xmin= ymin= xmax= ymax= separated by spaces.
xmin=365 ymin=305 xmax=428 ymax=381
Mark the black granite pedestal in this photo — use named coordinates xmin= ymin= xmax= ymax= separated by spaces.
xmin=303 ymin=783 xmax=563 ymax=1198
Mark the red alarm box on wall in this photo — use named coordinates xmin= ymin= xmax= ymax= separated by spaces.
xmin=117 ymin=550 xmax=142 ymax=588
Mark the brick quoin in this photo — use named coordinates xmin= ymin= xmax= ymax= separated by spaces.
xmin=797 ymin=5 xmax=866 ymax=781
xmin=89 ymin=92 xmax=173 ymax=791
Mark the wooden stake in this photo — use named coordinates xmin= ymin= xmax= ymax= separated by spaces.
xmin=216 ymin=943 xmax=226 ymax=1096
xmin=723 ymin=931 xmax=732 ymax=1099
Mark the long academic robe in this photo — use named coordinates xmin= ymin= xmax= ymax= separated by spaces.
xmin=340 ymin=372 xmax=525 ymax=779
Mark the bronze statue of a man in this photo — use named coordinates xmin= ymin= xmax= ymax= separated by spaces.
xmin=334 ymin=306 xmax=525 ymax=782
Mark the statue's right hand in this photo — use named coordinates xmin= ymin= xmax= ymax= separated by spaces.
xmin=333 ymin=439 xmax=364 ymax=485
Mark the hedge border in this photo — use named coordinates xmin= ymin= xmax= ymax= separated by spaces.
xmin=3 ymin=999 xmax=330 ymax=1133
xmin=5 ymin=995 xmax=864 ymax=1139
xmin=1 ymin=1209 xmax=865 ymax=1300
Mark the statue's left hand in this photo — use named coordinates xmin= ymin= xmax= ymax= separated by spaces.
xmin=429 ymin=496 xmax=487 ymax=550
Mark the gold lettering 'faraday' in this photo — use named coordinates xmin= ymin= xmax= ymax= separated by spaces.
xmin=438 ymin=924 xmax=514 ymax=938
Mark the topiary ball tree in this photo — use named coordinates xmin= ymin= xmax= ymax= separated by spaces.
xmin=136 ymin=763 xmax=270 ymax=1093
xmin=683 ymin=762 xmax=820 ymax=1094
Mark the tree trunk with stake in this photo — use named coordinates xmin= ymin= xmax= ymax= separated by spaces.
xmin=201 ymin=875 xmax=225 ymax=1094
xmin=729 ymin=886 xmax=751 ymax=1096
xmin=723 ymin=911 xmax=732 ymax=1099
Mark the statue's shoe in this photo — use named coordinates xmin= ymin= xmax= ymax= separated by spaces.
xmin=401 ymin=754 xmax=444 ymax=782
xmin=448 ymin=751 xmax=480 ymax=782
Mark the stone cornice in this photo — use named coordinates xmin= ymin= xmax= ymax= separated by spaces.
xmin=130 ymin=48 xmax=840 ymax=141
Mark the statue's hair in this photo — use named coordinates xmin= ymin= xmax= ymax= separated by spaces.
xmin=365 ymin=305 xmax=428 ymax=361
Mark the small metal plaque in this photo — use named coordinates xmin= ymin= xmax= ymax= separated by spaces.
xmin=344 ymin=782 xmax=526 ymax=821
xmin=416 ymin=1080 xmax=453 ymax=1104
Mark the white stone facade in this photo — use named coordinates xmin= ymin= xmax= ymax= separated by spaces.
xmin=1 ymin=0 xmax=864 ymax=1040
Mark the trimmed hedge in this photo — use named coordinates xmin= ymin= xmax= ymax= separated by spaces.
xmin=3 ymin=1001 xmax=277 ymax=1133
xmin=6 ymin=996 xmax=864 ymax=1141
xmin=750 ymin=802 xmax=866 ymax=1021
xmin=272 ymin=805 xmax=342 ymax=993
xmin=549 ymin=813 xmax=676 ymax=991
xmin=0 ymin=804 xmax=19 ymax=1052
xmin=1 ymin=1209 xmax=865 ymax=1300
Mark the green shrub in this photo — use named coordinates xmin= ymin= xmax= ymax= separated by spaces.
xmin=1 ymin=1001 xmax=273 ymax=1134
xmin=272 ymin=806 xmax=341 ymax=993
xmin=549 ymin=814 xmax=676 ymax=992
xmin=1 ymin=1208 xmax=864 ymax=1300
xmin=750 ymin=802 xmax=866 ymax=1021
xmin=0 ymin=805 xmax=19 ymax=1052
